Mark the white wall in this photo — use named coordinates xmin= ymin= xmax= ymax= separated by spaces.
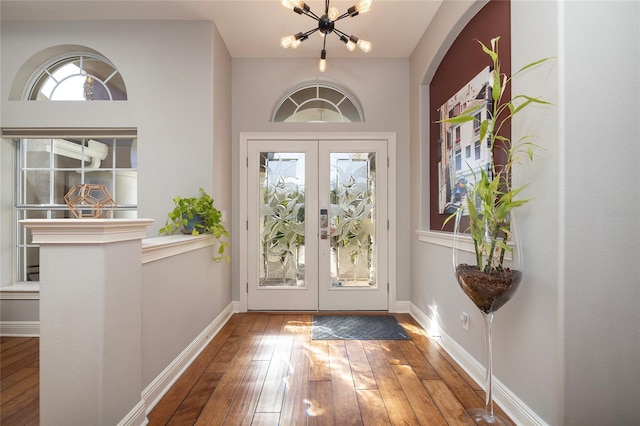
xmin=141 ymin=243 xmax=231 ymax=389
xmin=410 ymin=1 xmax=640 ymax=424
xmin=560 ymin=1 xmax=639 ymax=423
xmin=231 ymin=57 xmax=411 ymax=304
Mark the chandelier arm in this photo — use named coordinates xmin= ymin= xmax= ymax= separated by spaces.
xmin=299 ymin=8 xmax=321 ymax=21
xmin=333 ymin=28 xmax=347 ymax=38
xmin=325 ymin=0 xmax=329 ymax=14
xmin=334 ymin=12 xmax=352 ymax=22
xmin=302 ymin=28 xmax=320 ymax=39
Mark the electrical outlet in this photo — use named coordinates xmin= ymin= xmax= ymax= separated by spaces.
xmin=460 ymin=312 xmax=469 ymax=331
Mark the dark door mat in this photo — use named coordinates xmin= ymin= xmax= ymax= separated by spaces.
xmin=312 ymin=315 xmax=410 ymax=340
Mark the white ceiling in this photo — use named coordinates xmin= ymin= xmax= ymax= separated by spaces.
xmin=0 ymin=0 xmax=442 ymax=59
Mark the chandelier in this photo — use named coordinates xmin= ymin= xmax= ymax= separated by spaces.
xmin=280 ymin=0 xmax=372 ymax=72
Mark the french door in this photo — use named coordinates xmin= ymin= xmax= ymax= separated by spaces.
xmin=247 ymin=138 xmax=388 ymax=311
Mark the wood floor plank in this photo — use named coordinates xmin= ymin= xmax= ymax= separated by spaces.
xmin=224 ymin=360 xmax=270 ymax=425
xmin=422 ymin=379 xmax=474 ymax=426
xmin=0 ymin=367 xmax=39 ymax=406
xmin=0 ymin=382 xmax=38 ymax=421
xmin=391 ymin=364 xmax=448 ymax=425
xmin=397 ymin=340 xmax=440 ymax=380
xmin=165 ymin=372 xmax=224 ymax=426
xmin=307 ymin=380 xmax=335 ymax=426
xmin=249 ymin=313 xmax=271 ymax=333
xmin=1 ymin=367 xmax=38 ymax=392
xmin=361 ymin=340 xmax=419 ymax=426
xmin=356 ymin=389 xmax=391 ymax=426
xmin=294 ymin=314 xmax=312 ymax=342
xmin=207 ymin=335 xmax=245 ymax=373
xmin=0 ymin=337 xmax=32 ymax=352
xmin=263 ymin=314 xmax=286 ymax=334
xmin=280 ymin=341 xmax=310 ymax=425
xmin=254 ymin=333 xmax=294 ymax=413
xmin=0 ymin=351 xmax=39 ymax=381
xmin=344 ymin=340 xmax=377 ymax=390
xmin=253 ymin=333 xmax=280 ymax=362
xmin=379 ymin=340 xmax=408 ymax=365
xmin=195 ymin=332 xmax=262 ymax=425
xmin=0 ymin=394 xmax=39 ymax=426
xmin=328 ymin=341 xmax=363 ymax=425
xmin=309 ymin=340 xmax=330 ymax=382
xmin=250 ymin=412 xmax=280 ymax=425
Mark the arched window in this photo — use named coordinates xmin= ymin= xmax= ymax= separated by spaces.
xmin=26 ymin=53 xmax=127 ymax=101
xmin=272 ymin=82 xmax=363 ymax=123
xmin=6 ymin=49 xmax=134 ymax=285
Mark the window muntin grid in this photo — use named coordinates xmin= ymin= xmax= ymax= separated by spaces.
xmin=273 ymin=83 xmax=363 ymax=123
xmin=14 ymin=137 xmax=137 ymax=282
xmin=27 ymin=54 xmax=127 ymax=101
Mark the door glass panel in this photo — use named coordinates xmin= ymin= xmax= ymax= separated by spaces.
xmin=329 ymin=152 xmax=377 ymax=288
xmin=259 ymin=152 xmax=306 ymax=287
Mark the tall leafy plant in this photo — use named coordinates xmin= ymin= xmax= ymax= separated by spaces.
xmin=444 ymin=36 xmax=553 ymax=274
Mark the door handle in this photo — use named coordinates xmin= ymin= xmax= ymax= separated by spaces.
xmin=320 ymin=208 xmax=329 ymax=239
xmin=320 ymin=208 xmax=328 ymax=228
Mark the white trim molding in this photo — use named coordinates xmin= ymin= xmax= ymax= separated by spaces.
xmin=409 ymin=303 xmax=549 ymax=426
xmin=117 ymin=400 xmax=147 ymax=426
xmin=142 ymin=234 xmax=214 ymax=264
xmin=0 ymin=321 xmax=40 ymax=337
xmin=20 ymin=218 xmax=154 ymax=244
xmin=0 ymin=284 xmax=40 ymax=300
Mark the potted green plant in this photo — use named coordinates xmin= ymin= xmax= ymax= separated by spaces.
xmin=442 ymin=36 xmax=553 ymax=425
xmin=443 ymin=36 xmax=552 ymax=305
xmin=159 ymin=188 xmax=230 ymax=263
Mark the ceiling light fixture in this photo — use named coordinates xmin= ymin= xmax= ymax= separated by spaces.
xmin=280 ymin=0 xmax=373 ymax=72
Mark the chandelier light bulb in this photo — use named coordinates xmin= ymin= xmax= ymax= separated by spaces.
xmin=281 ymin=0 xmax=295 ymax=10
xmin=319 ymin=58 xmax=327 ymax=72
xmin=319 ymin=50 xmax=327 ymax=72
xmin=357 ymin=38 xmax=372 ymax=53
xmin=280 ymin=35 xmax=295 ymax=48
xmin=355 ymin=0 xmax=372 ymax=13
xmin=328 ymin=6 xmax=339 ymax=21
xmin=346 ymin=40 xmax=356 ymax=51
xmin=291 ymin=38 xmax=302 ymax=49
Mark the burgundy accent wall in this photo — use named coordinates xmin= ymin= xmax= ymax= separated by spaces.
xmin=429 ymin=0 xmax=511 ymax=231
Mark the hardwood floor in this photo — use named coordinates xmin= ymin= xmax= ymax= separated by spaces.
xmin=0 ymin=336 xmax=39 ymax=426
xmin=0 ymin=313 xmax=513 ymax=425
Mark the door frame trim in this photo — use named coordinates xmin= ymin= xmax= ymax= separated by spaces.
xmin=238 ymin=132 xmax=397 ymax=312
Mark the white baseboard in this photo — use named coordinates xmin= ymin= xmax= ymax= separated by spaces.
xmin=232 ymin=300 xmax=242 ymax=312
xmin=0 ymin=321 xmax=40 ymax=337
xmin=392 ymin=300 xmax=411 ymax=313
xmin=409 ymin=303 xmax=548 ymax=426
xmin=117 ymin=399 xmax=148 ymax=426
xmin=142 ymin=303 xmax=234 ymax=414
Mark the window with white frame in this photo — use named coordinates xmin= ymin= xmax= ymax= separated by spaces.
xmin=272 ymin=82 xmax=363 ymax=123
xmin=8 ymin=51 xmax=133 ymax=284
xmin=27 ymin=53 xmax=127 ymax=101
xmin=13 ymin=134 xmax=137 ymax=282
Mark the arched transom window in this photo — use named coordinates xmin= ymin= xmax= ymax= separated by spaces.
xmin=273 ymin=82 xmax=363 ymax=123
xmin=27 ymin=54 xmax=127 ymax=101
